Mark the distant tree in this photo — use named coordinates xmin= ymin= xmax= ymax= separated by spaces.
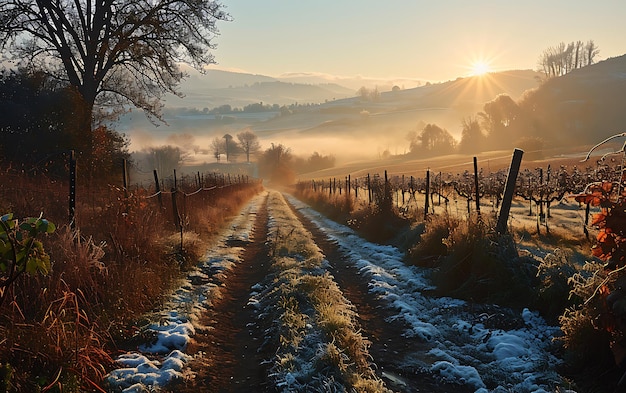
xmin=258 ymin=143 xmax=294 ymax=185
xmin=210 ymin=137 xmax=226 ymax=162
xmin=294 ymin=152 xmax=336 ymax=173
xmin=479 ymin=94 xmax=522 ymax=149
xmin=236 ymin=129 xmax=261 ymax=163
xmin=585 ymin=40 xmax=601 ymax=66
xmin=458 ymin=117 xmax=486 ymax=154
xmin=357 ymin=86 xmax=380 ymax=101
xmin=146 ymin=145 xmax=184 ymax=177
xmin=538 ymin=40 xmax=599 ymax=79
xmin=223 ymin=133 xmax=236 ymax=162
xmin=409 ymin=124 xmax=457 ymax=156
xmin=0 ymin=0 xmax=229 ymax=165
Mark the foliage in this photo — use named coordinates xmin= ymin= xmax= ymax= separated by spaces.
xmin=141 ymin=145 xmax=186 ymax=177
xmin=258 ymin=143 xmax=295 ymax=185
xmin=458 ymin=116 xmax=486 ymax=154
xmin=427 ymin=216 xmax=539 ymax=307
xmin=0 ymin=213 xmax=55 ymax=309
xmin=0 ymin=168 xmax=262 ymax=390
xmin=0 ymin=69 xmax=130 ymax=178
xmin=557 ymin=134 xmax=626 ymax=390
xmin=294 ymin=152 xmax=337 ymax=174
xmin=407 ymin=123 xmax=456 ymax=157
xmin=0 ymin=0 xmax=229 ymax=160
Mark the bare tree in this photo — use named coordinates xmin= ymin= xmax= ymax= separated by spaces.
xmin=584 ymin=40 xmax=600 ymax=66
xmin=538 ymin=40 xmax=600 ymax=79
xmin=236 ymin=129 xmax=261 ymax=163
xmin=147 ymin=145 xmax=185 ymax=177
xmin=210 ymin=137 xmax=225 ymax=162
xmin=0 ymin=0 xmax=229 ymax=159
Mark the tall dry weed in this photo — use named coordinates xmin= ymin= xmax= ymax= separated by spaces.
xmin=0 ymin=169 xmax=263 ymax=390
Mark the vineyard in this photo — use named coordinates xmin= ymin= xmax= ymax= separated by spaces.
xmin=292 ymin=140 xmax=626 ymax=393
xmin=295 ymin=155 xmax=616 ymax=236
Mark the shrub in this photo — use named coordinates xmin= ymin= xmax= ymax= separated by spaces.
xmin=421 ymin=215 xmax=539 ymax=308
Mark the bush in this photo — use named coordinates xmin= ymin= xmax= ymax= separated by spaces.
xmin=413 ymin=215 xmax=540 ymax=308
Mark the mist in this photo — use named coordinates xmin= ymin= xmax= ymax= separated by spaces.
xmin=120 ymin=68 xmax=548 ymax=176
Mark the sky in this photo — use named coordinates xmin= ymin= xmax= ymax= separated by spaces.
xmin=210 ymin=0 xmax=626 ymax=83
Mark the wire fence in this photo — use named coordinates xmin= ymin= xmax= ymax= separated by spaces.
xmin=0 ymin=154 xmax=262 ymax=236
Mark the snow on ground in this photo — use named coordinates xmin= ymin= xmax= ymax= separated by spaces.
xmin=104 ymin=189 xmax=565 ymax=392
xmin=286 ymin=194 xmax=564 ymax=393
xmin=104 ymin=192 xmax=266 ymax=392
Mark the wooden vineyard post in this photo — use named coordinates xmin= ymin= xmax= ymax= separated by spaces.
xmin=496 ymin=149 xmax=524 ymax=234
xmin=425 ymin=169 xmax=430 ymax=220
xmin=474 ymin=157 xmax=480 ymax=216
xmin=69 ymin=150 xmax=76 ymax=229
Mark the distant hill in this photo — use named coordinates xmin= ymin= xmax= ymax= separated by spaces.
xmin=167 ymin=69 xmax=356 ymax=109
xmin=121 ymin=68 xmax=545 ymax=163
xmin=513 ymin=54 xmax=626 ymax=145
xmin=252 ymin=69 xmax=543 ymax=140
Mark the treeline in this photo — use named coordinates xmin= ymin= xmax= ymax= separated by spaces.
xmin=405 ymin=93 xmax=546 ymax=159
xmin=167 ymin=101 xmax=321 ymax=117
xmin=0 ymin=69 xmax=129 ymax=178
xmin=538 ymin=40 xmax=600 ymax=79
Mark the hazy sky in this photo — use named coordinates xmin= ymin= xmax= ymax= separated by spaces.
xmin=211 ymin=0 xmax=626 ymax=82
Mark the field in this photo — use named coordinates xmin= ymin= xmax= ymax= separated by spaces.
xmin=1 ymin=143 xmax=623 ymax=392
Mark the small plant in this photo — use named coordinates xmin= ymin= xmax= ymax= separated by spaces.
xmin=562 ymin=133 xmax=626 ymax=390
xmin=0 ymin=213 xmax=55 ymax=309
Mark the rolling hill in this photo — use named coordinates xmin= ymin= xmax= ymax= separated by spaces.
xmin=122 ymin=55 xmax=626 ymax=172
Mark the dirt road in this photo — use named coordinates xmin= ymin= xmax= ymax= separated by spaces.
xmin=171 ymin=191 xmax=480 ymax=392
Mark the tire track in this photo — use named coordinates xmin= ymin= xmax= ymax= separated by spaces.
xmin=177 ymin=194 xmax=275 ymax=393
xmin=285 ymin=196 xmax=475 ymax=393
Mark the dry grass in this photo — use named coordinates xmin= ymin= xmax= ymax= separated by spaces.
xmin=261 ymin=191 xmax=390 ymax=392
xmin=0 ymin=170 xmax=262 ymax=391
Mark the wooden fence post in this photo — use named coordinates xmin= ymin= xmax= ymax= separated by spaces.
xmin=171 ymin=187 xmax=181 ymax=231
xmin=474 ymin=157 xmax=480 ymax=216
xmin=153 ymin=170 xmax=163 ymax=208
xmin=69 ymin=150 xmax=76 ymax=229
xmin=496 ymin=149 xmax=524 ymax=234
xmin=122 ymin=159 xmax=129 ymax=198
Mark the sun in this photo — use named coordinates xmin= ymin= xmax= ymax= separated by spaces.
xmin=470 ymin=60 xmax=492 ymax=76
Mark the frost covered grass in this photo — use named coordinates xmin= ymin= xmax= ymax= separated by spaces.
xmin=104 ymin=192 xmax=266 ymax=392
xmin=287 ymin=193 xmax=566 ymax=392
xmin=256 ymin=191 xmax=389 ymax=392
